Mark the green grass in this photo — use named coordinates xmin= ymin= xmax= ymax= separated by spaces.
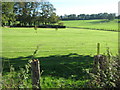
xmin=2 ymin=26 xmax=118 ymax=88
xmin=2 ymin=28 xmax=118 ymax=58
xmin=62 ymin=19 xmax=118 ymax=31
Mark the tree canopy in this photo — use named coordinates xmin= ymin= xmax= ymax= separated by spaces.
xmin=2 ymin=2 xmax=60 ymax=26
xmin=2 ymin=2 xmax=15 ymax=26
xmin=2 ymin=2 xmax=117 ymax=26
xmin=60 ymin=13 xmax=116 ymax=21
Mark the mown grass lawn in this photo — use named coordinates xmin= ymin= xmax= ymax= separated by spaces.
xmin=2 ymin=27 xmax=118 ymax=88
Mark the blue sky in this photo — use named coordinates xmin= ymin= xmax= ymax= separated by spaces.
xmin=49 ymin=0 xmax=119 ymax=16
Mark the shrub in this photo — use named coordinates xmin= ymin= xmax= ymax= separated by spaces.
xmin=2 ymin=63 xmax=32 ymax=88
xmin=58 ymin=22 xmax=64 ymax=26
xmin=86 ymin=53 xmax=120 ymax=88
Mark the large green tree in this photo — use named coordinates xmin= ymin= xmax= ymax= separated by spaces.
xmin=107 ymin=13 xmax=116 ymax=21
xmin=39 ymin=2 xmax=57 ymax=25
xmin=2 ymin=2 xmax=59 ymax=26
xmin=14 ymin=2 xmax=37 ymax=26
xmin=49 ymin=13 xmax=59 ymax=24
xmin=2 ymin=2 xmax=15 ymax=26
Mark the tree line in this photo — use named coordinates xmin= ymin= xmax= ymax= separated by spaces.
xmin=60 ymin=13 xmax=117 ymax=21
xmin=2 ymin=2 xmax=118 ymax=26
xmin=2 ymin=2 xmax=60 ymax=26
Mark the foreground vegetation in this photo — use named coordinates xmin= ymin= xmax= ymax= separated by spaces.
xmin=3 ymin=53 xmax=93 ymax=88
xmin=3 ymin=54 xmax=120 ymax=88
xmin=2 ymin=26 xmax=118 ymax=88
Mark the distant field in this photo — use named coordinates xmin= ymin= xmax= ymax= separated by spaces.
xmin=62 ymin=19 xmax=118 ymax=31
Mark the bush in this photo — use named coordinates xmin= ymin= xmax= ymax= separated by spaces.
xmin=58 ymin=22 xmax=64 ymax=26
xmin=2 ymin=63 xmax=32 ymax=88
xmin=86 ymin=53 xmax=120 ymax=88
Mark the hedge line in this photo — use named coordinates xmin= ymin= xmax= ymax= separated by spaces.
xmin=10 ymin=25 xmax=66 ymax=28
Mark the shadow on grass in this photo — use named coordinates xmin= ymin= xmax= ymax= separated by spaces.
xmin=2 ymin=53 xmax=94 ymax=80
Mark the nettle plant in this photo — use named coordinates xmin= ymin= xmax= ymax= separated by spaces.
xmin=87 ymin=51 xmax=120 ymax=88
xmin=2 ymin=62 xmax=32 ymax=88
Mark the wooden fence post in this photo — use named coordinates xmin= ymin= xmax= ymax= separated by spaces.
xmin=94 ymin=55 xmax=107 ymax=70
xmin=94 ymin=55 xmax=107 ymax=82
xmin=97 ymin=43 xmax=100 ymax=55
xmin=31 ymin=59 xmax=41 ymax=89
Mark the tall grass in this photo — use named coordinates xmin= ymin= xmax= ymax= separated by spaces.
xmin=2 ymin=53 xmax=120 ymax=88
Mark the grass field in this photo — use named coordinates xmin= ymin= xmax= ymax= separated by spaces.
xmin=62 ymin=19 xmax=118 ymax=31
xmin=2 ymin=20 xmax=118 ymax=88
xmin=3 ymin=28 xmax=118 ymax=58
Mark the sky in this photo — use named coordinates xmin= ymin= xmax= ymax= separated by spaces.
xmin=49 ymin=0 xmax=119 ymax=16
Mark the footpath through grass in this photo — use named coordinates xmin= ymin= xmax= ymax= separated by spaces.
xmin=62 ymin=19 xmax=118 ymax=31
xmin=2 ymin=27 xmax=118 ymax=88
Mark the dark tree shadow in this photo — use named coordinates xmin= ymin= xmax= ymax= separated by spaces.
xmin=2 ymin=53 xmax=94 ymax=80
